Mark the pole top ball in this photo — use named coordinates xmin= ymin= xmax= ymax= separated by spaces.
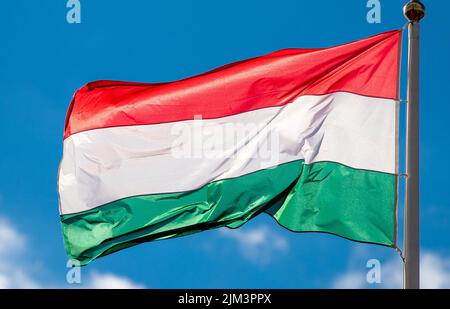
xmin=403 ymin=1 xmax=426 ymax=22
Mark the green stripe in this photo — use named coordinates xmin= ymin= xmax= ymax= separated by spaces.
xmin=61 ymin=160 xmax=396 ymax=265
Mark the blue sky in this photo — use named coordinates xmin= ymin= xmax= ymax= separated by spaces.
xmin=0 ymin=0 xmax=449 ymax=288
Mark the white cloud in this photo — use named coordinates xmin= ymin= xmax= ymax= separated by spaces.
xmin=219 ymin=225 xmax=288 ymax=265
xmin=85 ymin=272 xmax=145 ymax=289
xmin=420 ymin=252 xmax=450 ymax=288
xmin=0 ymin=217 xmax=40 ymax=288
xmin=0 ymin=214 xmax=144 ymax=289
xmin=0 ymin=269 xmax=40 ymax=289
xmin=332 ymin=271 xmax=367 ymax=289
xmin=0 ymin=217 xmax=25 ymax=254
xmin=332 ymin=251 xmax=450 ymax=289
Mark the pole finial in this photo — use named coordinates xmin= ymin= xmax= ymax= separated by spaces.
xmin=403 ymin=1 xmax=426 ymax=22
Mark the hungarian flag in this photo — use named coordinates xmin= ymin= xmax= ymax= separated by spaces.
xmin=58 ymin=30 xmax=401 ymax=265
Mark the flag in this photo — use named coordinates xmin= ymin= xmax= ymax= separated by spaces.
xmin=58 ymin=30 xmax=401 ymax=265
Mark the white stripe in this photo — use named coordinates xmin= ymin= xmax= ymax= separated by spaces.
xmin=58 ymin=92 xmax=396 ymax=215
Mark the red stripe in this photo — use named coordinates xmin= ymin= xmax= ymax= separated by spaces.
xmin=64 ymin=30 xmax=401 ymax=139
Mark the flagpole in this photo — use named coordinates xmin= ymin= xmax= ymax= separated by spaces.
xmin=403 ymin=0 xmax=425 ymax=289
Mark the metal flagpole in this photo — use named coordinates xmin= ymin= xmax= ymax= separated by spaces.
xmin=403 ymin=0 xmax=425 ymax=289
